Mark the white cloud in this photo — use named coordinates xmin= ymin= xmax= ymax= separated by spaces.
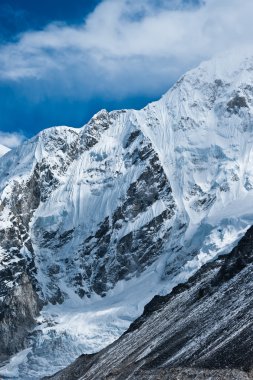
xmin=0 ymin=0 xmax=252 ymax=100
xmin=0 ymin=131 xmax=26 ymax=148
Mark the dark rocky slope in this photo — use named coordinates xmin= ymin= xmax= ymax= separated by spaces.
xmin=45 ymin=226 xmax=253 ymax=379
xmin=0 ymin=274 xmax=42 ymax=362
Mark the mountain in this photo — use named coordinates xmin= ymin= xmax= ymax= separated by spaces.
xmin=1 ymin=50 xmax=253 ymax=378
xmin=0 ymin=144 xmax=10 ymax=157
xmin=45 ymin=225 xmax=253 ymax=380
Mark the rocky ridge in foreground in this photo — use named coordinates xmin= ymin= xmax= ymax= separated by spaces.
xmin=45 ymin=225 xmax=253 ymax=379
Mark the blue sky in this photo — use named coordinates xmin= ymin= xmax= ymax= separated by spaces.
xmin=0 ymin=1 xmax=100 ymax=40
xmin=0 ymin=0 xmax=252 ymax=146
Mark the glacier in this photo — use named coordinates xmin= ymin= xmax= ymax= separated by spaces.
xmin=1 ymin=49 xmax=253 ymax=378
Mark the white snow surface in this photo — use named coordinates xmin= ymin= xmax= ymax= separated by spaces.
xmin=1 ymin=50 xmax=253 ymax=378
xmin=0 ymin=144 xmax=10 ymax=157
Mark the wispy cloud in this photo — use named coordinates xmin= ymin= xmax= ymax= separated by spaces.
xmin=0 ymin=0 xmax=252 ymax=100
xmin=0 ymin=131 xmax=26 ymax=148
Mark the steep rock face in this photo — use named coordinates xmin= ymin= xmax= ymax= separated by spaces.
xmin=0 ymin=127 xmax=81 ymax=358
xmin=46 ymin=225 xmax=253 ymax=380
xmin=32 ymin=111 xmax=177 ymax=301
xmin=0 ymin=127 xmax=80 ymax=295
xmin=0 ymin=274 xmax=41 ymax=360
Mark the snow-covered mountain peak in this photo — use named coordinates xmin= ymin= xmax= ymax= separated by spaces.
xmin=178 ymin=48 xmax=253 ymax=87
xmin=1 ymin=51 xmax=253 ymax=378
xmin=139 ymin=51 xmax=253 ymax=226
